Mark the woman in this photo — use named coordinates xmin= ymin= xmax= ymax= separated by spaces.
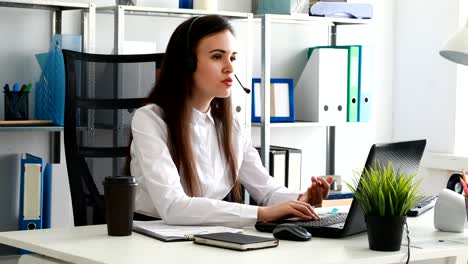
xmin=130 ymin=15 xmax=333 ymax=228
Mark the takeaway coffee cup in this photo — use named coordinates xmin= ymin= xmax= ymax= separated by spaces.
xmin=103 ymin=176 xmax=137 ymax=236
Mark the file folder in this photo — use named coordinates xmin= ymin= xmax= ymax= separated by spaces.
xmin=269 ymin=149 xmax=286 ymax=187
xmin=42 ymin=163 xmax=52 ymax=229
xmin=19 ymin=153 xmax=45 ymax=231
xmin=358 ymin=46 xmax=372 ymax=122
xmin=271 ymin=146 xmax=302 ymax=192
xmin=48 ymin=163 xmax=74 ymax=228
xmin=255 ymin=147 xmax=287 ymax=187
xmin=346 ymin=45 xmax=361 ymax=122
xmin=296 ymin=47 xmax=348 ymax=123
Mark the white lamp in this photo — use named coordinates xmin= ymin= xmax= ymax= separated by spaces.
xmin=440 ymin=18 xmax=468 ymax=65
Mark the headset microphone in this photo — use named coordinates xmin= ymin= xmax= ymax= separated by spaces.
xmin=234 ymin=74 xmax=251 ymax=94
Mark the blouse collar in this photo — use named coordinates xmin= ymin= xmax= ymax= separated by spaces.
xmin=191 ymin=107 xmax=215 ymax=125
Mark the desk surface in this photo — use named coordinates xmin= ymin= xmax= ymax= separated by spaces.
xmin=1 ymin=210 xmax=468 ymax=264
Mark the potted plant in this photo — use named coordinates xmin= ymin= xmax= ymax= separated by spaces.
xmin=346 ymin=161 xmax=423 ymax=251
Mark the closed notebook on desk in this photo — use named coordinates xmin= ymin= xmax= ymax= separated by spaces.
xmin=193 ymin=232 xmax=279 ymax=251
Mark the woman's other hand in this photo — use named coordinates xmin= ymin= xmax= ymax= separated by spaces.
xmin=298 ymin=176 xmax=334 ymax=206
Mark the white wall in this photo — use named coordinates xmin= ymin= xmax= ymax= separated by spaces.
xmin=393 ymin=0 xmax=468 ymax=195
xmin=393 ymin=0 xmax=460 ymax=153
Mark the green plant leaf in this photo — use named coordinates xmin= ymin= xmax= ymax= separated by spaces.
xmin=346 ymin=160 xmax=424 ymax=217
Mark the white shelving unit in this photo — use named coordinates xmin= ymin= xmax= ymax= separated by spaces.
xmin=0 ymin=1 xmax=95 ymax=256
xmin=256 ymin=14 xmax=370 ymax=175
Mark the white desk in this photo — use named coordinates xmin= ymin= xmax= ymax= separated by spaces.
xmin=1 ymin=210 xmax=468 ymax=264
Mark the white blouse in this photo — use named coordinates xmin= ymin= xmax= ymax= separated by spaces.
xmin=130 ymin=104 xmax=299 ymax=228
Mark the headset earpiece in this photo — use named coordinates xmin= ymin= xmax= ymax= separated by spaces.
xmin=186 ymin=56 xmax=196 ymax=72
xmin=186 ymin=16 xmax=201 ymax=72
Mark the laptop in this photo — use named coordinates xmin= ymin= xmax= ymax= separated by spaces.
xmin=255 ymin=139 xmax=427 ymax=238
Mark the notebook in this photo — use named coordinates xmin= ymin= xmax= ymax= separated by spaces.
xmin=255 ymin=139 xmax=427 ymax=238
xmin=133 ymin=220 xmax=242 ymax=242
xmin=193 ymin=232 xmax=279 ymax=251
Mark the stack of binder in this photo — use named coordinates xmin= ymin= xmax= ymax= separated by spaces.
xmin=295 ymin=45 xmax=370 ymax=123
xmin=255 ymin=146 xmax=302 ymax=192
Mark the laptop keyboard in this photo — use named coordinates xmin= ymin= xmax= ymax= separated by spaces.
xmin=294 ymin=213 xmax=348 ymax=227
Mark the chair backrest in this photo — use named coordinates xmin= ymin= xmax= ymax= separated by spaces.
xmin=62 ymin=49 xmax=164 ymax=226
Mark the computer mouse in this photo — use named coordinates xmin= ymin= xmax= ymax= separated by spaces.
xmin=272 ymin=223 xmax=312 ymax=241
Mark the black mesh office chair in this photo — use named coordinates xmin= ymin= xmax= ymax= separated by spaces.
xmin=62 ymin=49 xmax=164 ymax=226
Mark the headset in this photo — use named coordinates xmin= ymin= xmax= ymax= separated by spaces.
xmin=185 ymin=16 xmax=201 ymax=73
xmin=185 ymin=16 xmax=250 ymax=94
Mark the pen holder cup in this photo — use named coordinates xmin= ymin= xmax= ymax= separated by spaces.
xmin=4 ymin=91 xmax=29 ymax=120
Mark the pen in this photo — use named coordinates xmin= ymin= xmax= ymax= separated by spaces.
xmin=19 ymin=84 xmax=26 ymax=92
xmin=23 ymin=83 xmax=32 ymax=93
xmin=463 ymin=169 xmax=467 ymax=184
xmin=13 ymin=83 xmax=19 ymax=92
xmin=3 ymin=84 xmax=9 ymax=92
xmin=459 ymin=176 xmax=468 ymax=195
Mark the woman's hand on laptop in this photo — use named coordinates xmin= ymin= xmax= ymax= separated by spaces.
xmin=298 ymin=176 xmax=333 ymax=207
xmin=257 ymin=200 xmax=320 ymax=223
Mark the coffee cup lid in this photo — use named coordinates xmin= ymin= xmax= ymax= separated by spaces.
xmin=103 ymin=176 xmax=137 ymax=185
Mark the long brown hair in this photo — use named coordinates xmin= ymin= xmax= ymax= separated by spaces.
xmin=128 ymin=15 xmax=242 ymax=202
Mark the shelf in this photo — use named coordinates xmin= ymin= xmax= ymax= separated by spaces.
xmin=252 ymin=121 xmax=332 ymax=128
xmin=254 ymin=13 xmax=371 ymax=26
xmin=0 ymin=0 xmax=91 ymax=10
xmin=97 ymin=5 xmax=252 ymax=19
xmin=0 ymin=126 xmax=63 ymax=132
xmin=251 ymin=121 xmax=369 ymax=128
